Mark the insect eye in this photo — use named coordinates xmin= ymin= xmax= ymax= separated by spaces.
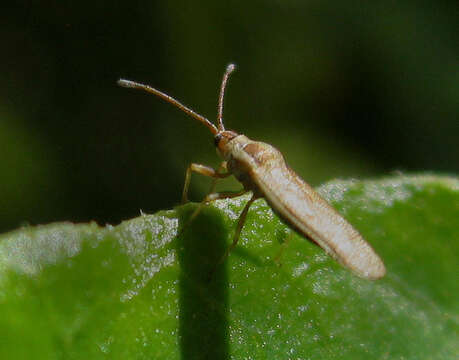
xmin=214 ymin=134 xmax=223 ymax=147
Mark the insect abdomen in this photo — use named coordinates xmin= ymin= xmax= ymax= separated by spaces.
xmin=235 ymin=139 xmax=386 ymax=279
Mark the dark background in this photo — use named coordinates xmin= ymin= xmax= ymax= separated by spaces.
xmin=1 ymin=1 xmax=457 ymax=233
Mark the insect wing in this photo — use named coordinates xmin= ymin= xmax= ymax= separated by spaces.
xmin=251 ymin=154 xmax=386 ymax=279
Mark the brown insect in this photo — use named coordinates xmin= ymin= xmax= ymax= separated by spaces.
xmin=118 ymin=64 xmax=386 ymax=280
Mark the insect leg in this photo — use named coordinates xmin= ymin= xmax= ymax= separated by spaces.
xmin=218 ymin=194 xmax=258 ymax=266
xmin=182 ymin=162 xmax=230 ymax=203
xmin=207 ymin=161 xmax=228 ymax=195
xmin=182 ymin=189 xmax=248 ymax=232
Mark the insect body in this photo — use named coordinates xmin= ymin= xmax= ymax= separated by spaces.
xmin=118 ymin=64 xmax=386 ymax=280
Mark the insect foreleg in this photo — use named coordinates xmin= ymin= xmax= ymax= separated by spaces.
xmin=207 ymin=161 xmax=229 ymax=195
xmin=182 ymin=161 xmax=230 ymax=203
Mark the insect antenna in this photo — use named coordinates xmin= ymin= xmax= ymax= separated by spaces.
xmin=217 ymin=63 xmax=236 ymax=131
xmin=117 ymin=78 xmax=218 ymax=135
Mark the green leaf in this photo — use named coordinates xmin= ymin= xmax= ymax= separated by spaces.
xmin=0 ymin=175 xmax=457 ymax=359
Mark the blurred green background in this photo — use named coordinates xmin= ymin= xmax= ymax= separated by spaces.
xmin=1 ymin=1 xmax=457 ymax=233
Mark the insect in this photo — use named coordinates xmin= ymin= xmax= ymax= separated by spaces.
xmin=118 ymin=64 xmax=386 ymax=280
